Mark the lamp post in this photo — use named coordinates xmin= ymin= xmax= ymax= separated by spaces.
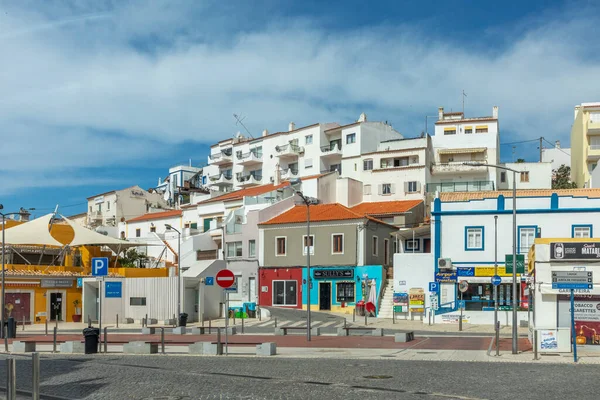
xmin=0 ymin=206 xmax=35 ymax=340
xmin=287 ymin=178 xmax=318 ymax=342
xmin=465 ymin=162 xmax=519 ymax=354
xmin=165 ymin=224 xmax=182 ymax=323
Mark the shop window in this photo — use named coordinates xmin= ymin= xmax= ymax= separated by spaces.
xmin=303 ymin=235 xmax=315 ymax=255
xmin=130 ymin=297 xmax=147 ymax=306
xmin=332 ymin=234 xmax=344 ymax=254
xmin=572 ymin=225 xmax=592 ymax=238
xmin=465 ymin=227 xmax=484 ymax=251
xmin=276 ymin=237 xmax=287 ymax=256
xmin=273 ymin=280 xmax=297 ymax=306
xmin=336 ymin=282 xmax=355 ymax=302
xmin=226 ymin=241 xmax=243 ymax=258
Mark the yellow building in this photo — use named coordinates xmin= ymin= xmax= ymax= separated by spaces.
xmin=570 ymin=102 xmax=600 ymax=188
xmin=1 ymin=214 xmax=172 ymax=324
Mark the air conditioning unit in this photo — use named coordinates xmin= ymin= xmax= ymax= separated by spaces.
xmin=437 ymin=258 xmax=452 ymax=270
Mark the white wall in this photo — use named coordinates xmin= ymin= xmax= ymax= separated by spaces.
xmin=542 ymin=147 xmax=571 ymax=171
xmin=497 ymin=162 xmax=552 ymax=190
xmin=125 ymin=214 xmax=183 ymax=264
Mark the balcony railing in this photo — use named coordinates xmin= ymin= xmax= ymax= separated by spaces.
xmin=237 ymin=174 xmax=262 ymax=183
xmin=426 ymin=180 xmax=495 ymax=193
xmin=276 ymin=143 xmax=303 ymax=156
xmin=209 ymin=172 xmax=232 ymax=182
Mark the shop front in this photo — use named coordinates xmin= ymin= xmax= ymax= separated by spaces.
xmin=258 ymin=267 xmax=303 ymax=309
xmin=302 ymin=265 xmax=384 ymax=314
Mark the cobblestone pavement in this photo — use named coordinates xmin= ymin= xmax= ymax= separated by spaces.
xmin=0 ymin=354 xmax=599 ymax=399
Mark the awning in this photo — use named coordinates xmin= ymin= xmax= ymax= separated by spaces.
xmin=438 ymin=147 xmax=486 ymax=155
xmin=475 ymin=125 xmax=488 ymax=130
xmin=182 ymin=259 xmax=226 ymax=278
xmin=443 ymin=127 xmax=456 ymax=131
xmin=61 ymin=216 xmax=151 ymax=252
xmin=2 ymin=214 xmax=64 ymax=247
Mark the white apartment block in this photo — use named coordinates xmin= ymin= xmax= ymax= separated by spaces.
xmin=203 ymin=113 xmax=402 ymax=193
xmin=429 ymin=106 xmax=500 ymax=193
xmin=541 ymin=140 xmax=571 ymax=172
xmin=87 ymin=185 xmax=170 ymax=238
xmin=154 ymin=163 xmax=206 ymax=207
xmin=497 ymin=162 xmax=552 ymax=190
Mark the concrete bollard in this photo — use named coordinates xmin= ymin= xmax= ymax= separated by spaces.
xmin=353 ymin=308 xmax=356 ymax=323
xmin=209 ymin=320 xmax=212 ymax=334
xmin=116 ymin=314 xmax=119 ymax=328
xmin=22 ymin=316 xmax=25 ymax=331
xmin=88 ymin=315 xmax=92 ymax=328
xmin=53 ymin=327 xmax=57 ymax=353
xmin=6 ymin=357 xmax=16 ymax=400
xmin=161 ymin=327 xmax=165 ymax=354
xmin=274 ymin=317 xmax=278 ymax=328
xmin=104 ymin=327 xmax=108 ymax=353
xmin=241 ymin=316 xmax=244 ymax=334
xmin=45 ymin=319 xmax=48 ymax=336
xmin=32 ymin=352 xmax=40 ymax=400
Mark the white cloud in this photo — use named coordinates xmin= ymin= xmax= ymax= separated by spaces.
xmin=0 ymin=1 xmax=599 ymax=193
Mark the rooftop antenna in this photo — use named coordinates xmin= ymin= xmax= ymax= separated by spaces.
xmin=233 ymin=113 xmax=254 ymax=139
xmin=462 ymin=90 xmax=467 ymax=117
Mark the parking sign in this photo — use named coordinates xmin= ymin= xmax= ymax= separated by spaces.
xmin=429 ymin=282 xmax=438 ymax=292
xmin=91 ymin=257 xmax=109 ymax=276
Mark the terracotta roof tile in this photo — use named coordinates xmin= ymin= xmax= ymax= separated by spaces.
xmin=127 ymin=210 xmax=182 ymax=223
xmin=350 ymin=200 xmax=422 ymax=215
xmin=439 ymin=189 xmax=600 ymax=202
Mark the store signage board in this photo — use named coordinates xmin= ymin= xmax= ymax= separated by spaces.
xmin=435 ymin=272 xmax=457 ymax=282
xmin=552 ymin=271 xmax=593 ymax=290
xmin=40 ymin=279 xmax=73 ymax=288
xmin=550 ymin=242 xmax=600 ymax=260
xmin=505 ymin=255 xmax=525 ymax=274
xmin=314 ymin=269 xmax=354 ymax=279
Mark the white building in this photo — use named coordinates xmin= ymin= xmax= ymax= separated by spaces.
xmin=154 ymin=163 xmax=207 ymax=207
xmin=87 ymin=185 xmax=170 ymax=237
xmin=203 ymin=114 xmax=402 ymax=194
xmin=497 ymin=162 xmax=552 ymax=190
xmin=541 ymin=140 xmax=571 ymax=172
xmin=393 ymin=188 xmax=600 ymax=326
xmin=429 ymin=106 xmax=500 ymax=193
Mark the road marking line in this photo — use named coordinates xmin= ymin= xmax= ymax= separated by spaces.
xmin=290 ymin=321 xmax=306 ymax=327
xmin=319 ymin=321 xmax=337 ymax=327
xmin=256 ymin=321 xmax=273 ymax=327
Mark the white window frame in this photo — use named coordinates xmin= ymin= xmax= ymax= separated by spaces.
xmin=406 ymin=181 xmax=418 ymax=193
xmin=372 ymin=236 xmax=379 ymax=256
xmin=226 ymin=241 xmax=243 ymax=258
xmin=363 ymin=184 xmax=372 ymax=195
xmin=272 ymin=280 xmax=297 ymax=306
xmin=331 ymin=233 xmax=344 ymax=255
xmin=275 ymin=236 xmax=287 ymax=257
xmin=305 ymin=135 xmax=313 ymax=145
xmin=249 ymin=239 xmax=256 ymax=258
xmin=363 ymin=159 xmax=373 ymax=171
xmin=519 ymin=227 xmax=536 ymax=253
xmin=346 ymin=133 xmax=356 ymax=144
xmin=303 ymin=235 xmax=315 ymax=256
xmin=382 ymin=183 xmax=392 ymax=195
xmin=466 ymin=227 xmax=484 ymax=251
xmin=405 ymin=239 xmax=419 ymax=251
xmin=573 ymin=226 xmax=591 ymax=238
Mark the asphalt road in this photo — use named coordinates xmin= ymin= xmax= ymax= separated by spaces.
xmin=0 ymin=354 xmax=598 ymax=400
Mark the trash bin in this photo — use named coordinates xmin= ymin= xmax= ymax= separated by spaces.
xmin=4 ymin=318 xmax=16 ymax=339
xmin=179 ymin=313 xmax=188 ymax=327
xmin=245 ymin=302 xmax=257 ymax=318
xmin=356 ymin=300 xmax=365 ymax=317
xmin=83 ymin=327 xmax=100 ymax=354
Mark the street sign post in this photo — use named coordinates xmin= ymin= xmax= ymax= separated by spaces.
xmin=91 ymin=257 xmax=108 ymax=353
xmin=505 ymin=254 xmax=525 ymax=274
xmin=216 ymin=269 xmax=236 ymax=356
xmin=491 ymin=275 xmax=502 ymax=286
xmin=552 ymin=271 xmax=594 ymax=363
xmin=458 ymin=280 xmax=468 ymax=332
xmin=205 ymin=277 xmax=214 ymax=286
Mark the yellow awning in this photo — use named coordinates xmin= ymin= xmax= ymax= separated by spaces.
xmin=438 ymin=147 xmax=486 ymax=155
xmin=475 ymin=125 xmax=488 ymax=130
xmin=464 ymin=126 xmax=473 ymax=130
xmin=443 ymin=127 xmax=456 ymax=131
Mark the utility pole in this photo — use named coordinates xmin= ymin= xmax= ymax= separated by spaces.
xmin=539 ymin=137 xmax=543 ymax=163
xmin=462 ymin=90 xmax=467 ymax=116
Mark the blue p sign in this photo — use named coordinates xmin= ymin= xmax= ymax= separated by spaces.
xmin=429 ymin=282 xmax=439 ymax=292
xmin=92 ymin=257 xmax=109 ymax=276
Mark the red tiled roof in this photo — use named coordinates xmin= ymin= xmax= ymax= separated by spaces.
xmin=196 ymin=174 xmax=326 ymax=205
xmin=260 ymin=203 xmax=397 ymax=229
xmin=127 ymin=210 xmax=182 ymax=223
xmin=350 ymin=200 xmax=422 ymax=216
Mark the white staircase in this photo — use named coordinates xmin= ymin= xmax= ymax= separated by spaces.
xmin=377 ymin=279 xmax=394 ymax=319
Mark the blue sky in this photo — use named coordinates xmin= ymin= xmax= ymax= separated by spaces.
xmin=1 ymin=0 xmax=599 ymax=217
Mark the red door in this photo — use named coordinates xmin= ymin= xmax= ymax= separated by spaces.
xmin=5 ymin=293 xmax=31 ymax=324
xmin=423 ymin=239 xmax=431 ymax=253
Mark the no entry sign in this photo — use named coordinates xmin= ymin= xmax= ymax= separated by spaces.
xmin=216 ymin=269 xmax=235 ymax=288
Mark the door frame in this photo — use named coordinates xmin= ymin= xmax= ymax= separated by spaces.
xmin=46 ymin=290 xmax=67 ymax=321
xmin=318 ymin=281 xmax=332 ymax=311
xmin=6 ymin=289 xmax=35 ymax=322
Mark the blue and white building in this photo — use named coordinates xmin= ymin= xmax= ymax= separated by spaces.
xmin=394 ymin=188 xmax=600 ymax=325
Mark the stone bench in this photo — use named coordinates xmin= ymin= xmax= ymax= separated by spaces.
xmin=337 ymin=327 xmax=383 ymax=337
xmin=123 ymin=341 xmax=159 ymax=354
xmin=394 ymin=331 xmax=415 ymax=343
xmin=188 ymin=341 xmax=276 ymax=356
xmin=275 ymin=326 xmax=307 ymax=336
xmin=190 ymin=327 xmax=206 ymax=335
xmin=12 ymin=341 xmax=36 ymax=353
xmin=60 ymin=341 xmax=86 ymax=354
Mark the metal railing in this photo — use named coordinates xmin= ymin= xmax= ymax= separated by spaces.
xmin=321 ymin=143 xmax=341 ymax=153
xmin=426 ymin=180 xmax=495 ymax=193
xmin=237 ymin=174 xmax=262 ymax=183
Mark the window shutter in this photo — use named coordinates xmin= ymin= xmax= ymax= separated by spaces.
xmin=378 ymin=184 xmax=383 ymax=195
xmin=403 ymin=182 xmax=408 ymax=193
xmin=390 ymin=184 xmax=395 ymax=194
xmin=416 ymin=182 xmax=421 ymax=192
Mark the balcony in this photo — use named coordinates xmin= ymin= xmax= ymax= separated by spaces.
xmin=280 ymin=167 xmax=299 ymax=181
xmin=208 ymin=172 xmax=233 ymax=187
xmin=320 ymin=143 xmax=342 ymax=158
xmin=89 ymin=211 xmax=102 ymax=221
xmin=236 ymin=151 xmax=262 ymax=166
xmin=208 ymin=149 xmax=233 ymax=165
xmin=426 ymin=181 xmax=495 ymax=193
xmin=237 ymin=173 xmax=262 ymax=188
xmin=321 ymin=165 xmax=342 ymax=175
xmin=431 ymin=162 xmax=488 ymax=175
xmin=276 ymin=143 xmax=304 ymax=159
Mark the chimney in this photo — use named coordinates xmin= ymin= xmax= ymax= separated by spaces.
xmin=262 ymin=129 xmax=269 ymax=137
xmin=555 ymin=140 xmax=561 ymax=149
xmin=493 ymin=106 xmax=498 ymax=119
xmin=358 ymin=112 xmax=367 ymax=122
xmin=288 ymin=122 xmax=295 ymax=132
xmin=574 ymin=105 xmax=581 ymax=121
xmin=438 ymin=107 xmax=444 ymax=120
xmin=274 ymin=163 xmax=280 ymax=186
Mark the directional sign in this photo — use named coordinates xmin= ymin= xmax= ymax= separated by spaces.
xmin=429 ymin=282 xmax=439 ymax=292
xmin=216 ymin=269 xmax=236 ymax=289
xmin=205 ymin=277 xmax=214 ymax=286
xmin=552 ymin=271 xmax=593 ymax=289
xmin=430 ymin=294 xmax=439 ymax=310
xmin=458 ymin=300 xmax=466 ymax=309
xmin=505 ymin=254 xmax=525 ymax=274
xmin=105 ymin=282 xmax=122 ymax=298
xmin=491 ymin=275 xmax=502 ymax=286
xmin=91 ymin=257 xmax=109 ymax=276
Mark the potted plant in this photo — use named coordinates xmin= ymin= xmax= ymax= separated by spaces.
xmin=72 ymin=299 xmax=82 ymax=322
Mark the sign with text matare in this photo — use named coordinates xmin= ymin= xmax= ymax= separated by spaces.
xmin=551 ymin=242 xmax=600 ymax=260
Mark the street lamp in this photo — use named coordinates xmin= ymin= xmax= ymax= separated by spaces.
xmin=165 ymin=224 xmax=182 ymax=324
xmin=465 ymin=162 xmax=519 ymax=354
xmin=0 ymin=206 xmax=35 ymax=341
xmin=288 ymin=178 xmax=319 ymax=342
